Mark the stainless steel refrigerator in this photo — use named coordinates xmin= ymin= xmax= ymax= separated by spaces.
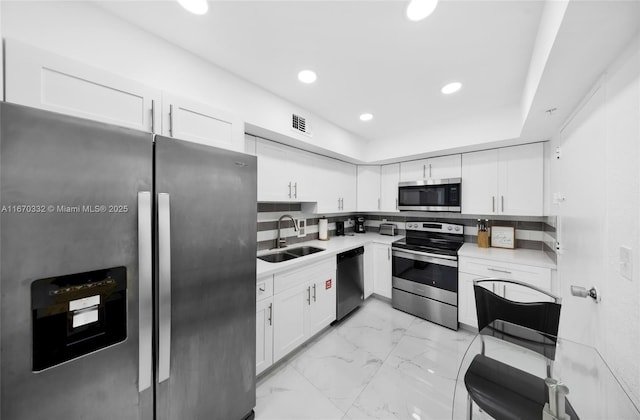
xmin=0 ymin=102 xmax=257 ymax=420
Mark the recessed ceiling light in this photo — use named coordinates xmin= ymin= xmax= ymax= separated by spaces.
xmin=298 ymin=70 xmax=317 ymax=84
xmin=359 ymin=113 xmax=374 ymax=122
xmin=406 ymin=0 xmax=438 ymax=21
xmin=177 ymin=0 xmax=208 ymax=15
xmin=441 ymin=82 xmax=462 ymax=95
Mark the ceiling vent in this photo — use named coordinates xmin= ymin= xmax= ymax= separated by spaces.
xmin=291 ymin=113 xmax=312 ymax=137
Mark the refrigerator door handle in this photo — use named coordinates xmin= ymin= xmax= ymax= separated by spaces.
xmin=138 ymin=192 xmax=153 ymax=393
xmin=158 ymin=192 xmax=172 ymax=383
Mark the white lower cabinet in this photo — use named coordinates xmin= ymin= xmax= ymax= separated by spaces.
xmin=256 ymin=297 xmax=274 ymax=375
xmin=363 ymin=244 xmax=375 ymax=299
xmin=273 ymin=282 xmax=309 ymax=361
xmin=458 ymin=256 xmax=552 ymax=328
xmin=256 ymin=275 xmax=275 ymax=375
xmin=271 ymin=258 xmax=336 ymax=363
xmin=372 ymin=243 xmax=392 ymax=299
xmin=458 ymin=272 xmax=479 ymax=328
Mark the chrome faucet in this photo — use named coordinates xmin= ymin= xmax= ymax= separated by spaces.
xmin=276 ymin=214 xmax=298 ymax=249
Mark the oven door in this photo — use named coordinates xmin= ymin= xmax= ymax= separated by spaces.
xmin=391 ymin=249 xmax=458 ymax=305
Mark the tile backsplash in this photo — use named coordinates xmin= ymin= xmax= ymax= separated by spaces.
xmin=257 ymin=203 xmax=556 ymax=260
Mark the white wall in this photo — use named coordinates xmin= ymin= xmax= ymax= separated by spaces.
xmin=364 ymin=106 xmax=524 ymax=163
xmin=0 ymin=1 xmax=368 ymax=160
xmin=549 ymin=33 xmax=640 ymax=408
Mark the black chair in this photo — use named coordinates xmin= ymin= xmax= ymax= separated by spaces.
xmin=463 ymin=278 xmax=569 ymax=420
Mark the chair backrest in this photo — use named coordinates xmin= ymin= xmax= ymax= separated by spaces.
xmin=473 ymin=279 xmax=562 ymax=338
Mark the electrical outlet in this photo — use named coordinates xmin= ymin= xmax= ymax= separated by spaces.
xmin=297 ymin=219 xmax=306 ymax=238
xmin=555 ymin=146 xmax=562 ymax=160
xmin=556 ymin=242 xmax=563 ymax=255
xmin=620 ymin=246 xmax=633 ymax=280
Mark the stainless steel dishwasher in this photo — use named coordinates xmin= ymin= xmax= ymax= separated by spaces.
xmin=336 ymin=246 xmax=365 ymax=321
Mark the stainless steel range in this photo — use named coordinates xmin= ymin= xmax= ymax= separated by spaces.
xmin=391 ymin=221 xmax=464 ymax=330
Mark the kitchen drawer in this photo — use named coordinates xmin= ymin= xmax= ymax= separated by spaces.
xmin=458 ymin=256 xmax=551 ymax=290
xmin=274 ymin=257 xmax=336 ymax=294
xmin=257 ymin=275 xmax=274 ymax=302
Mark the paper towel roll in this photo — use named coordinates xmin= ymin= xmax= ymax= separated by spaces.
xmin=318 ymin=218 xmax=328 ymax=240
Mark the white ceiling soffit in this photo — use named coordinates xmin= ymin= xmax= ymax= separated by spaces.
xmin=94 ymin=0 xmax=639 ymax=162
xmin=520 ymin=0 xmax=640 ymax=142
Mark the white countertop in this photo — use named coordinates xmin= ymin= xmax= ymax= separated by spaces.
xmin=257 ymin=232 xmax=402 ymax=278
xmin=458 ymin=243 xmax=556 ymax=269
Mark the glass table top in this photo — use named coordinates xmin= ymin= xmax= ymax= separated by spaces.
xmin=452 ymin=321 xmax=640 ymax=419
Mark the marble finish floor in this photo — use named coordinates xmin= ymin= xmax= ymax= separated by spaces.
xmin=255 ymin=298 xmax=475 ymax=420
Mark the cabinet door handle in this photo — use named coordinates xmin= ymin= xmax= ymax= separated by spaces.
xmin=338 ymin=197 xmax=341 ymax=210
xmin=388 ymin=247 xmax=391 ymax=260
xmin=378 ymin=198 xmax=381 ymax=210
xmin=423 ymin=164 xmax=426 ymax=179
xmin=169 ymin=104 xmax=174 ymax=137
xmin=488 ymin=267 xmax=512 ymax=274
xmin=396 ymin=198 xmax=398 ymax=210
xmin=307 ymin=286 xmax=311 ymax=305
xmin=492 ymin=196 xmax=495 ymax=213
xmin=501 ymin=196 xmax=504 ymax=212
xmin=268 ymin=303 xmax=273 ymax=326
xmin=294 ymin=182 xmax=298 ymax=199
xmin=288 ymin=182 xmax=292 ymax=199
xmin=429 ymin=163 xmax=432 ymax=178
xmin=258 ymin=284 xmax=266 ymax=292
xmin=313 ymin=284 xmax=317 ymax=302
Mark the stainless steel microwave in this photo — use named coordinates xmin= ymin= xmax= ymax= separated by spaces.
xmin=398 ymin=178 xmax=461 ymax=212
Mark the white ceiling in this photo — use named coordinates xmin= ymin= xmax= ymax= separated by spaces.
xmin=96 ymin=0 xmax=639 ymax=157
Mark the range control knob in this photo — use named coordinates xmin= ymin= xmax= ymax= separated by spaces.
xmin=455 ymin=226 xmax=461 ymax=232
xmin=447 ymin=226 xmax=453 ymax=231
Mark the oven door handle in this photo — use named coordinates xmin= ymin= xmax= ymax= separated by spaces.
xmin=391 ymin=249 xmax=458 ymax=268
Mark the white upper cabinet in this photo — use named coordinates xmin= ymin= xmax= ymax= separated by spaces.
xmin=380 ymin=163 xmax=400 ymax=212
xmin=161 ymin=92 xmax=244 ymax=152
xmin=497 ymin=143 xmax=544 ymax=216
xmin=400 ymin=159 xmax=426 ymax=181
xmin=256 ymin=139 xmax=316 ymax=202
xmin=315 ymin=156 xmax=357 ymax=213
xmin=461 ymin=149 xmax=499 ymax=214
xmin=461 ymin=143 xmax=543 ymax=216
xmin=400 ymin=154 xmax=461 ymax=181
xmin=256 ymin=139 xmax=291 ymax=201
xmin=5 ymin=39 xmax=160 ymax=133
xmin=357 ymin=166 xmax=381 ymax=212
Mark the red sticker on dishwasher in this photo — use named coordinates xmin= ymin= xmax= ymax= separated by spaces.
xmin=325 ymin=279 xmax=332 ymax=289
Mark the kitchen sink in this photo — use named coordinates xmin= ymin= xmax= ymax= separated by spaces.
xmin=284 ymin=246 xmax=325 ymax=257
xmin=257 ymin=252 xmax=299 ymax=263
xmin=257 ymin=246 xmax=325 ymax=263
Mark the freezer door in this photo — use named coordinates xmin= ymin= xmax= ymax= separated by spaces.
xmin=154 ymin=135 xmax=257 ymax=420
xmin=0 ymin=103 xmax=154 ymax=420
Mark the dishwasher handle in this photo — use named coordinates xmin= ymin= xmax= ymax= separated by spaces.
xmin=337 ymin=246 xmax=365 ymax=263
